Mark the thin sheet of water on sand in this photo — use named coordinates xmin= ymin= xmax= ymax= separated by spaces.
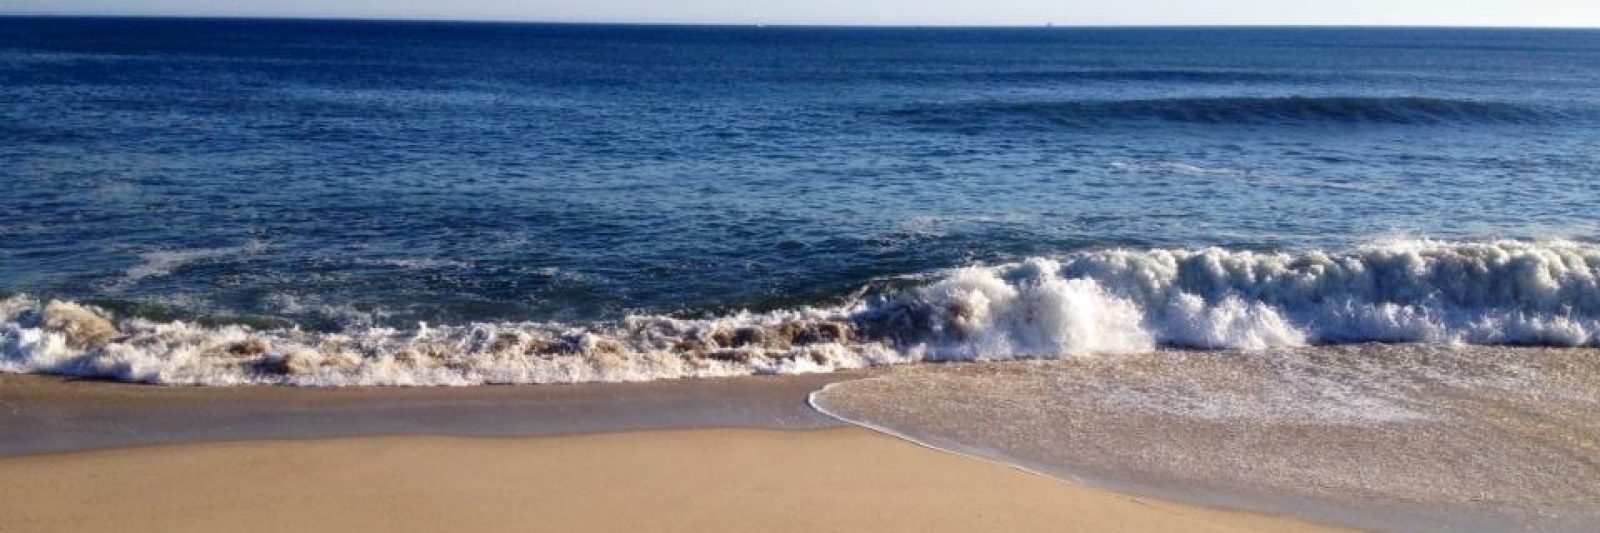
xmin=0 ymin=372 xmax=852 ymax=456
xmin=812 ymin=344 xmax=1600 ymax=533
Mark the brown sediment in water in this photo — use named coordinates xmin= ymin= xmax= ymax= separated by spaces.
xmin=39 ymin=300 xmax=119 ymax=350
xmin=0 ymin=428 xmax=1350 ymax=533
xmin=812 ymin=345 xmax=1600 ymax=533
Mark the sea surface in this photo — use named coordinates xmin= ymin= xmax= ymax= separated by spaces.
xmin=4 ymin=19 xmax=1599 ymax=385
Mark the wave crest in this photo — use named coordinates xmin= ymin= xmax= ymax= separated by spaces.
xmin=888 ymin=96 xmax=1560 ymax=128
xmin=871 ymin=240 xmax=1600 ymax=357
xmin=3 ymin=240 xmax=1598 ymax=386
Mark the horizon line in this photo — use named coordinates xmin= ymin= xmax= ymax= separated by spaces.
xmin=2 ymin=13 xmax=1598 ymax=31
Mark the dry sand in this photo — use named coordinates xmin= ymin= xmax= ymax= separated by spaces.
xmin=0 ymin=428 xmax=1348 ymax=533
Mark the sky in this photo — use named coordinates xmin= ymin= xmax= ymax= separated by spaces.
xmin=4 ymin=0 xmax=1600 ymax=27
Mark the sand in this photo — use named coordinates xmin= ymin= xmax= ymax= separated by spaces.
xmin=0 ymin=427 xmax=1347 ymax=533
xmin=0 ymin=372 xmax=849 ymax=456
xmin=814 ymin=350 xmax=1600 ymax=532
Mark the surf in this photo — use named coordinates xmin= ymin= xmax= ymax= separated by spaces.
xmin=3 ymin=239 xmax=1598 ymax=386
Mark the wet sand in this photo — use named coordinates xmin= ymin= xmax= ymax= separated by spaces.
xmin=813 ymin=347 xmax=1600 ymax=533
xmin=0 ymin=428 xmax=1348 ymax=533
xmin=0 ymin=372 xmax=1357 ymax=532
xmin=0 ymin=372 xmax=850 ymax=456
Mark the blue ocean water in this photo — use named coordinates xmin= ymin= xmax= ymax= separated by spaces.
xmin=3 ymin=18 xmax=1600 ymax=385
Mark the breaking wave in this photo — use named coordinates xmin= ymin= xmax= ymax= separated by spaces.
xmin=888 ymin=96 xmax=1561 ymax=127
xmin=3 ymin=239 xmax=1599 ymax=386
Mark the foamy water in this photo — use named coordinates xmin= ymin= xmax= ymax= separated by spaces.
xmin=4 ymin=240 xmax=1599 ymax=386
xmin=811 ymin=345 xmax=1600 ymax=532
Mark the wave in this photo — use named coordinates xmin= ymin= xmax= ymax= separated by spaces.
xmin=871 ymin=68 xmax=1313 ymax=85
xmin=885 ymin=96 xmax=1561 ymax=128
xmin=4 ymin=240 xmax=1599 ymax=386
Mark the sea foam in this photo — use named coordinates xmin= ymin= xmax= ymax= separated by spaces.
xmin=3 ymin=240 xmax=1598 ymax=386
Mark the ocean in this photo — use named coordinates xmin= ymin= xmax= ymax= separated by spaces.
xmin=5 ymin=19 xmax=1599 ymax=384
xmin=5 ymin=18 xmax=1600 ymax=531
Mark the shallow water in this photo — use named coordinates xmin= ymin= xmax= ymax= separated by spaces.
xmin=0 ymin=372 xmax=850 ymax=457
xmin=812 ymin=345 xmax=1600 ymax=532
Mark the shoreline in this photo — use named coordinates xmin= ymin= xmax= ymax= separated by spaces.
xmin=0 ymin=427 xmax=1350 ymax=533
xmin=0 ymin=370 xmax=1360 ymax=531
xmin=810 ymin=374 xmax=1415 ymax=532
xmin=0 ymin=371 xmax=854 ymax=456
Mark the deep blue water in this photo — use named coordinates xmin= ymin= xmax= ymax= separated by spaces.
xmin=4 ymin=18 xmax=1600 ymax=328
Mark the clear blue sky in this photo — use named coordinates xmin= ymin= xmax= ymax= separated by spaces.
xmin=4 ymin=0 xmax=1599 ymax=27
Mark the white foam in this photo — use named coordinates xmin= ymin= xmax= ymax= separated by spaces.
xmin=354 ymin=258 xmax=471 ymax=270
xmin=894 ymin=258 xmax=1155 ymax=357
xmin=4 ymin=239 xmax=1599 ymax=386
xmin=0 ymin=295 xmax=906 ymax=386
xmin=121 ymin=241 xmax=266 ymax=283
xmin=856 ymin=239 xmax=1600 ymax=358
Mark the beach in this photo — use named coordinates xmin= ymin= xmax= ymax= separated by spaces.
xmin=0 ymin=374 xmax=1349 ymax=532
xmin=4 ymin=19 xmax=1599 ymax=533
xmin=0 ymin=372 xmax=847 ymax=455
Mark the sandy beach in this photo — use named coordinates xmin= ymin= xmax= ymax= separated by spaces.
xmin=0 ymin=374 xmax=1351 ymax=532
xmin=0 ymin=427 xmax=1346 ymax=533
xmin=4 ymin=12 xmax=1596 ymax=533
